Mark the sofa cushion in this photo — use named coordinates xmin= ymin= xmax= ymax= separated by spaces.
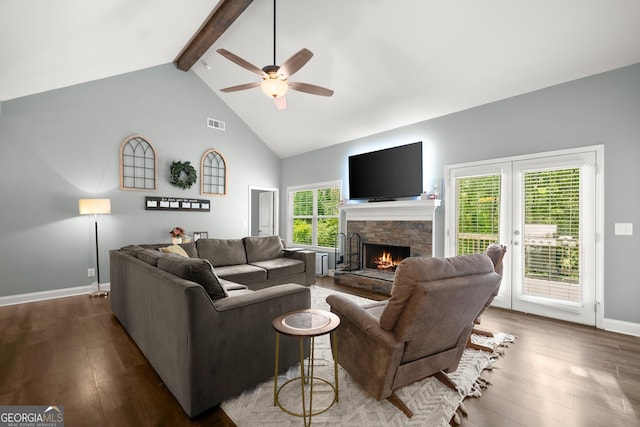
xmin=214 ymin=264 xmax=267 ymax=284
xmin=135 ymin=248 xmax=168 ymax=266
xmin=219 ymin=278 xmax=249 ymax=292
xmin=243 ymin=236 xmax=283 ymax=263
xmin=196 ymin=239 xmax=247 ymax=267
xmin=157 ymin=257 xmax=228 ymax=300
xmin=250 ymin=258 xmax=304 ymax=280
xmin=159 ymin=245 xmax=189 ymax=257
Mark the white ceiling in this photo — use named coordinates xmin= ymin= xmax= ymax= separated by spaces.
xmin=2 ymin=1 xmax=640 ymax=158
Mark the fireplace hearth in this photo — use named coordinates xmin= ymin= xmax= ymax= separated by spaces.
xmin=363 ymin=243 xmax=410 ymax=272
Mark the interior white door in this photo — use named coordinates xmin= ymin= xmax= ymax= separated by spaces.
xmin=259 ymin=191 xmax=274 ymax=236
xmin=446 ymin=148 xmax=599 ymax=325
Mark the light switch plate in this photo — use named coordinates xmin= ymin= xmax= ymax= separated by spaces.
xmin=614 ymin=223 xmax=633 ymax=236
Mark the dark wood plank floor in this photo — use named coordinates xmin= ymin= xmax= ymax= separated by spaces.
xmin=1 ymin=277 xmax=639 ymax=426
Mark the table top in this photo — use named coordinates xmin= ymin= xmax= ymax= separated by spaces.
xmin=272 ymin=308 xmax=340 ymax=337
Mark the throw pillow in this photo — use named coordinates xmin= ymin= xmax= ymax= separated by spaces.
xmin=159 ymin=245 xmax=189 ymax=257
xmin=157 ymin=257 xmax=228 ymax=300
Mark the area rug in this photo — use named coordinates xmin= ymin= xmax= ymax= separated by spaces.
xmin=221 ymin=285 xmax=514 ymax=427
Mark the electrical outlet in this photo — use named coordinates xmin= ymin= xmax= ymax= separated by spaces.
xmin=88 ymin=268 xmax=96 ymax=277
xmin=614 ymin=223 xmax=633 ymax=236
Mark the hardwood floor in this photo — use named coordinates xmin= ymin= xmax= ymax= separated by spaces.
xmin=1 ymin=278 xmax=638 ymax=426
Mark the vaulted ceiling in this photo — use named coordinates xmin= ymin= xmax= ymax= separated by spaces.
xmin=2 ymin=1 xmax=640 ymax=158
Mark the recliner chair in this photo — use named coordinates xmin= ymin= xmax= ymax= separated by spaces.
xmin=469 ymin=243 xmax=507 ymax=349
xmin=326 ymin=253 xmax=502 ymax=417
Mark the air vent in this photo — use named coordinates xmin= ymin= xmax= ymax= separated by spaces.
xmin=207 ymin=118 xmax=225 ymax=131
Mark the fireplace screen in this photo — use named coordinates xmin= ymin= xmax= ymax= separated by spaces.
xmin=363 ymin=243 xmax=410 ymax=272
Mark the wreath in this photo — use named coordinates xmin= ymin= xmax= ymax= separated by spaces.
xmin=170 ymin=161 xmax=197 ymax=189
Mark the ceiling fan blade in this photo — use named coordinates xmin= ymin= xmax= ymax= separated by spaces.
xmin=279 ymin=48 xmax=313 ymax=78
xmin=274 ymin=96 xmax=287 ymax=110
xmin=289 ymin=82 xmax=334 ymax=97
xmin=219 ymin=82 xmax=261 ymax=93
xmin=216 ymin=48 xmax=265 ymax=76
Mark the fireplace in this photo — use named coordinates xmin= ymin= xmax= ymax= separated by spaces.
xmin=363 ymin=243 xmax=410 ymax=272
xmin=334 ymin=199 xmax=440 ymax=296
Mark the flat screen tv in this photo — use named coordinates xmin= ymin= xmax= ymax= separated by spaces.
xmin=348 ymin=141 xmax=423 ymax=201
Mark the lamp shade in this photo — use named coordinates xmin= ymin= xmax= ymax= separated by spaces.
xmin=79 ymin=199 xmax=111 ymax=215
xmin=261 ymin=78 xmax=288 ymax=98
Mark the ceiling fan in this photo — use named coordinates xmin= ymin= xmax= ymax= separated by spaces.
xmin=216 ymin=0 xmax=333 ymax=110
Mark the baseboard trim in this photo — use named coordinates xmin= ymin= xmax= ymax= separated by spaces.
xmin=602 ymin=317 xmax=640 ymax=337
xmin=0 ymin=283 xmax=111 ymax=307
xmin=2 ymin=285 xmax=638 ymax=337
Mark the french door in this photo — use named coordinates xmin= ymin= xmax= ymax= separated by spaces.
xmin=445 ymin=147 xmax=602 ymax=325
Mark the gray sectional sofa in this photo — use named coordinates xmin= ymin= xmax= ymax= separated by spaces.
xmin=109 ymin=235 xmax=314 ymax=417
xmin=141 ymin=235 xmax=316 ymax=289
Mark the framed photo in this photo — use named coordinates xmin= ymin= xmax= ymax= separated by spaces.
xmin=193 ymin=231 xmax=208 ymax=241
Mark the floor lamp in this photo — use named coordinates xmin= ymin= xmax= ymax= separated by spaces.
xmin=79 ymin=198 xmax=111 ymax=298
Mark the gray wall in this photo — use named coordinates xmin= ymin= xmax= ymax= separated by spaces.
xmin=281 ymin=63 xmax=640 ymax=324
xmin=0 ymin=64 xmax=280 ymax=297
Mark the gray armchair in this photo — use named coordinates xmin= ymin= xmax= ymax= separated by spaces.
xmin=474 ymin=244 xmax=507 ymax=328
xmin=465 ymin=243 xmax=507 ymax=352
xmin=326 ymin=254 xmax=502 ymax=417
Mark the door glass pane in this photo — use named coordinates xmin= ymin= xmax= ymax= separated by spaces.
xmin=456 ymin=174 xmax=501 ymax=255
xmin=522 ymin=168 xmax=581 ymax=302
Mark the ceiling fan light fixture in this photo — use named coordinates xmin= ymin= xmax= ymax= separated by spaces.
xmin=261 ymin=78 xmax=288 ymax=98
xmin=216 ymin=0 xmax=333 ymax=108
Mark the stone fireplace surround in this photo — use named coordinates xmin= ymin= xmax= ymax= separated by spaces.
xmin=334 ymin=199 xmax=440 ymax=295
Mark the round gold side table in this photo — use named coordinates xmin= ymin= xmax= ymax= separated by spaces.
xmin=272 ymin=308 xmax=340 ymax=426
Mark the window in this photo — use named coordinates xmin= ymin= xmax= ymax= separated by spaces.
xmin=455 ymin=174 xmax=501 ymax=255
xmin=288 ymin=181 xmax=341 ymax=249
xmin=201 ymin=149 xmax=227 ymax=195
xmin=120 ymin=135 xmax=157 ymax=191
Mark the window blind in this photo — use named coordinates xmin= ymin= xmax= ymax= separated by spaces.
xmin=522 ymin=167 xmax=581 ymax=301
xmin=455 ymin=174 xmax=501 ymax=255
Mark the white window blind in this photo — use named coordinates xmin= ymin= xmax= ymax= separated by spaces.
xmin=455 ymin=174 xmax=501 ymax=255
xmin=522 ymin=167 xmax=581 ymax=301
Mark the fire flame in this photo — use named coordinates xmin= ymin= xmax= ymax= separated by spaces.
xmin=373 ymin=251 xmax=399 ymax=271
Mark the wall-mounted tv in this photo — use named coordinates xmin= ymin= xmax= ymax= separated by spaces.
xmin=348 ymin=141 xmax=423 ymax=201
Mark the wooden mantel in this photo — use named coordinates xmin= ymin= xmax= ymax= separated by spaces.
xmin=338 ymin=199 xmax=441 ymax=222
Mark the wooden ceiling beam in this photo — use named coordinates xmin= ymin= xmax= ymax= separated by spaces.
xmin=175 ymin=0 xmax=255 ymax=71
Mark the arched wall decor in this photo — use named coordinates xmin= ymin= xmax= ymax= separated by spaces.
xmin=120 ymin=135 xmax=157 ymax=191
xmin=201 ymin=149 xmax=227 ymax=195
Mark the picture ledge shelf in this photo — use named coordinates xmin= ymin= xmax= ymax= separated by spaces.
xmin=338 ymin=199 xmax=441 ymax=221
